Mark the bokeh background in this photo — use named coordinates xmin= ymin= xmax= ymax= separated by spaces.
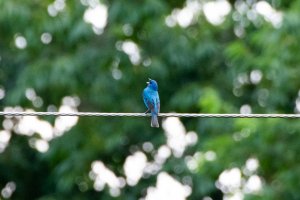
xmin=1 ymin=0 xmax=300 ymax=199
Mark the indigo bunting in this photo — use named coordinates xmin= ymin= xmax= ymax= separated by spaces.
xmin=143 ymin=78 xmax=160 ymax=128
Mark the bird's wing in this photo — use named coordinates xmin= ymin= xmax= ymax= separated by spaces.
xmin=156 ymin=92 xmax=160 ymax=113
xmin=147 ymin=96 xmax=155 ymax=108
xmin=146 ymin=99 xmax=155 ymax=112
xmin=143 ymin=90 xmax=154 ymax=110
xmin=157 ymin=100 xmax=160 ymax=113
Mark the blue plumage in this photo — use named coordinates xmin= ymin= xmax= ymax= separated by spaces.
xmin=143 ymin=78 xmax=160 ymax=128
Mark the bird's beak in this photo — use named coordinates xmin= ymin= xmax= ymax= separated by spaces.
xmin=147 ymin=78 xmax=151 ymax=85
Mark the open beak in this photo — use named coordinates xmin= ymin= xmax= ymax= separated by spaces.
xmin=146 ymin=78 xmax=151 ymax=85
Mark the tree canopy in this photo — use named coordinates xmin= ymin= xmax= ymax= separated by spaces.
xmin=1 ymin=0 xmax=300 ymax=199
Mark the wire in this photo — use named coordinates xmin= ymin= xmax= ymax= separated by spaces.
xmin=0 ymin=112 xmax=300 ymax=118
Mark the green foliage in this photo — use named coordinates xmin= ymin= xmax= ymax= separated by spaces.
xmin=1 ymin=0 xmax=300 ymax=199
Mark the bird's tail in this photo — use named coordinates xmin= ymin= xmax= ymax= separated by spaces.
xmin=151 ymin=114 xmax=159 ymax=128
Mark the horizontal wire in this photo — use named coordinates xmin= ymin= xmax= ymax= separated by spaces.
xmin=0 ymin=112 xmax=300 ymax=118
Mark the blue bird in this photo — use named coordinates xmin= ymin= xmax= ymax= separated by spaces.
xmin=143 ymin=78 xmax=160 ymax=128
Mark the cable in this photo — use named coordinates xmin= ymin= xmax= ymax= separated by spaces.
xmin=0 ymin=112 xmax=300 ymax=118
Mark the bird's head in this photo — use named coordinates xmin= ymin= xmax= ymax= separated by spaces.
xmin=147 ymin=78 xmax=158 ymax=91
